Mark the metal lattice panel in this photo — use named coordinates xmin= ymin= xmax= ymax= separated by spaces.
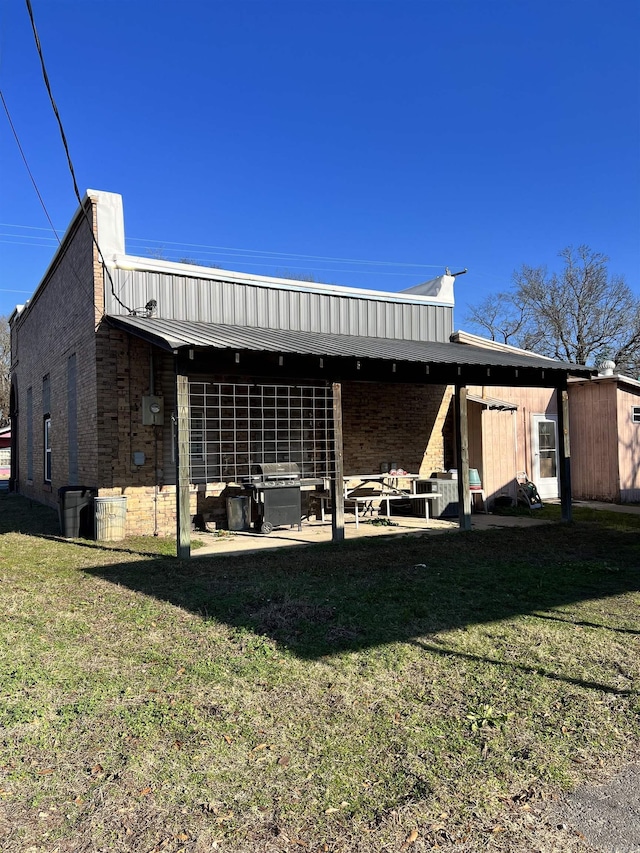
xmin=188 ymin=382 xmax=334 ymax=483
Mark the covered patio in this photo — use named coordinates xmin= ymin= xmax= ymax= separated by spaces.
xmin=108 ymin=315 xmax=589 ymax=558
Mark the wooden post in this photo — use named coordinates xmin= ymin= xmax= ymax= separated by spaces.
xmin=331 ymin=382 xmax=345 ymax=542
xmin=557 ymin=384 xmax=572 ymax=523
xmin=175 ymin=367 xmax=191 ymax=558
xmin=454 ymin=384 xmax=472 ymax=531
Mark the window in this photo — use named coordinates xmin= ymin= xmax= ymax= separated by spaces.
xmin=42 ymin=374 xmax=51 ymax=483
xmin=44 ymin=416 xmax=52 ymax=482
xmin=632 ymin=406 xmax=640 ymax=424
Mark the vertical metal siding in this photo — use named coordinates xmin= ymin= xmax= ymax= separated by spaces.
xmin=108 ymin=269 xmax=453 ymax=342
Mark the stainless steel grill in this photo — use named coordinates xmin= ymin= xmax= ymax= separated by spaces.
xmin=243 ymin=462 xmax=302 ymax=534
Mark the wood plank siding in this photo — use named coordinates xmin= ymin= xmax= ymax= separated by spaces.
xmin=616 ymin=385 xmax=640 ymax=502
xmin=568 ymin=380 xmax=619 ymax=501
xmin=467 ymin=385 xmax=557 ymax=505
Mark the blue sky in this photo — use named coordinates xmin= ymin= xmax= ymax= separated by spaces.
xmin=0 ymin=0 xmax=638 ymax=328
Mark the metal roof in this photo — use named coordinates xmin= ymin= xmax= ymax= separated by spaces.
xmin=107 ymin=314 xmax=589 ymax=374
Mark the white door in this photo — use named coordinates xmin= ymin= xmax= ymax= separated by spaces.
xmin=532 ymin=414 xmax=559 ymax=499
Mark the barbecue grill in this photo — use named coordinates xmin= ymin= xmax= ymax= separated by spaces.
xmin=243 ymin=462 xmax=302 ymax=534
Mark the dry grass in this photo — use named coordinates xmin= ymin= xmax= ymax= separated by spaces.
xmin=0 ymin=494 xmax=638 ymax=852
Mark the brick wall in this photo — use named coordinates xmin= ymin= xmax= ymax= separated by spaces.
xmin=341 ymin=381 xmax=452 ymax=475
xmin=11 ymin=199 xmax=99 ymax=509
xmin=94 ymin=326 xmax=180 ymax=535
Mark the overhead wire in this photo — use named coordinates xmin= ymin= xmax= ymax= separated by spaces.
xmin=0 ymin=89 xmax=104 ymax=317
xmin=125 ymin=236 xmax=447 ymax=269
xmin=24 ymin=0 xmax=132 ymax=314
xmin=0 ymin=88 xmax=60 ymax=243
xmin=1 ymin=218 xmax=460 ymax=289
xmin=2 ymin=221 xmax=450 ymax=275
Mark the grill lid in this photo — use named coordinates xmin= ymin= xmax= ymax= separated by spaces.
xmin=253 ymin=461 xmax=301 ymax=480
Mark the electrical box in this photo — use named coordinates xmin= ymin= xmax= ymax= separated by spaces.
xmin=142 ymin=395 xmax=165 ymax=425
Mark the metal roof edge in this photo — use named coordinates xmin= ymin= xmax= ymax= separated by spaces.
xmin=105 ymin=315 xmax=179 ymax=351
xmin=451 ymin=329 xmax=560 ymax=361
xmin=568 ymin=373 xmax=640 ymax=391
xmin=106 ymin=315 xmax=591 ymax=374
xmin=111 ymin=253 xmax=455 ymax=308
xmin=466 ymin=393 xmax=518 ymax=411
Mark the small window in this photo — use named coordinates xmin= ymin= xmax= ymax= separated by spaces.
xmin=44 ymin=416 xmax=52 ymax=482
xmin=632 ymin=406 xmax=640 ymax=424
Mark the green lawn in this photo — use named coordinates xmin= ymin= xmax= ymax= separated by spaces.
xmin=0 ymin=495 xmax=638 ymax=852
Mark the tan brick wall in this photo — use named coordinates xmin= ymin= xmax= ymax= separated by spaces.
xmin=342 ymin=381 xmax=452 ymax=476
xmin=11 ymin=200 xmax=99 ymax=509
xmin=94 ymin=326 xmax=178 ymax=535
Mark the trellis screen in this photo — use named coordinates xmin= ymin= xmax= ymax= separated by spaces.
xmin=188 ymin=382 xmax=334 ymax=482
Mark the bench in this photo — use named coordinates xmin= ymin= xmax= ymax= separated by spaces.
xmin=314 ymin=491 xmax=442 ymax=528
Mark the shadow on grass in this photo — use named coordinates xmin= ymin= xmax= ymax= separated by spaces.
xmin=4 ymin=494 xmax=640 ymax=688
xmin=0 ymin=493 xmax=175 ymax=558
xmin=412 ymin=639 xmax=634 ymax=696
xmin=533 ymin=612 xmax=640 ymax=636
xmin=84 ymin=523 xmax=640 ymax=676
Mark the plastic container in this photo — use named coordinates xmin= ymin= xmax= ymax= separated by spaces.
xmin=94 ymin=496 xmax=127 ymax=541
xmin=469 ymin=468 xmax=482 ymax=490
xmin=226 ymin=495 xmax=250 ymax=531
xmin=58 ymin=486 xmax=97 ymax=538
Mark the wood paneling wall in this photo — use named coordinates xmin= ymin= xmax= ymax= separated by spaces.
xmin=569 ymin=381 xmax=619 ymax=501
xmin=616 ymin=386 xmax=640 ymax=501
xmin=467 ymin=386 xmax=557 ymax=505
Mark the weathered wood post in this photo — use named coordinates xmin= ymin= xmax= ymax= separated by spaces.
xmin=454 ymin=384 xmax=472 ymax=531
xmin=175 ymin=366 xmax=191 ymax=559
xmin=557 ymin=383 xmax=573 ymax=523
xmin=331 ymin=381 xmax=345 ymax=542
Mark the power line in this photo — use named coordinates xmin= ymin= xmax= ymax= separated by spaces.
xmin=125 ymin=255 xmax=434 ymax=278
xmin=126 ymin=236 xmax=446 ymax=269
xmin=0 ymin=238 xmax=60 ymax=248
xmin=24 ymin=0 xmax=132 ymax=314
xmin=2 ymin=221 xmax=448 ymax=272
xmin=0 ymin=223 xmax=61 ymax=232
xmin=0 ymin=232 xmax=58 ymax=243
xmin=0 ymin=89 xmax=104 ymax=318
xmin=0 ymin=89 xmax=61 ymax=243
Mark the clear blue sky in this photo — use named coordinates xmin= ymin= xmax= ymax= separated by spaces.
xmin=1 ymin=0 xmax=638 ymax=328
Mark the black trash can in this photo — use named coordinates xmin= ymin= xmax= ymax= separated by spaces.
xmin=58 ymin=486 xmax=97 ymax=538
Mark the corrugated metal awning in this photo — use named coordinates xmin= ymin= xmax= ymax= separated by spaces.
xmin=106 ymin=314 xmax=588 ymax=374
xmin=467 ymin=394 xmax=518 ymax=411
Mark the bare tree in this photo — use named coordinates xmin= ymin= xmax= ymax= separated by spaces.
xmin=0 ymin=315 xmax=10 ymax=427
xmin=466 ymin=246 xmax=640 ymax=374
